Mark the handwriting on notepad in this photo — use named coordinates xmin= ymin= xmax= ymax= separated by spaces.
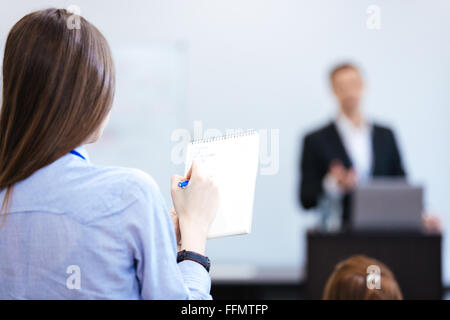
xmin=190 ymin=145 xmax=216 ymax=163
xmin=188 ymin=145 xmax=219 ymax=179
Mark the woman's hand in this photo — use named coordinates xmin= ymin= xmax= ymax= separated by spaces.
xmin=169 ymin=208 xmax=181 ymax=252
xmin=170 ymin=161 xmax=219 ymax=255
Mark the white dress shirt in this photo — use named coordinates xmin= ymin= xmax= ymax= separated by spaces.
xmin=335 ymin=113 xmax=373 ymax=183
xmin=323 ymin=113 xmax=373 ymax=198
xmin=320 ymin=114 xmax=373 ymax=230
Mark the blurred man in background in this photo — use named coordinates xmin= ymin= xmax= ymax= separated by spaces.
xmin=299 ymin=63 xmax=406 ymax=229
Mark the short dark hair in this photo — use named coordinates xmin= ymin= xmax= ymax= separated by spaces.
xmin=329 ymin=63 xmax=359 ymax=84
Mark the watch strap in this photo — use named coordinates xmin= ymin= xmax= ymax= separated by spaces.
xmin=177 ymin=250 xmax=211 ymax=272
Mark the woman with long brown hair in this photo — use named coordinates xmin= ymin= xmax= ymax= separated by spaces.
xmin=0 ymin=8 xmax=218 ymax=299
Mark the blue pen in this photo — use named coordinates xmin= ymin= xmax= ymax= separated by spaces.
xmin=178 ymin=180 xmax=189 ymax=189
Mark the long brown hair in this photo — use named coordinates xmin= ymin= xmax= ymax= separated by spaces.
xmin=323 ymin=255 xmax=403 ymax=300
xmin=0 ymin=8 xmax=115 ymax=216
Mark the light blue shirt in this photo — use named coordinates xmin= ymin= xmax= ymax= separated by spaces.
xmin=0 ymin=147 xmax=211 ymax=300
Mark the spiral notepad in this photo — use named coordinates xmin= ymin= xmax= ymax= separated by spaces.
xmin=184 ymin=131 xmax=260 ymax=239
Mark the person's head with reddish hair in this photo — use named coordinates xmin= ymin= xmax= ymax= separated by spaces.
xmin=323 ymin=255 xmax=403 ymax=300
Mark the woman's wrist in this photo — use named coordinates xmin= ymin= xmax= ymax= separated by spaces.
xmin=180 ymin=233 xmax=207 ymax=255
xmin=179 ymin=220 xmax=208 ymax=255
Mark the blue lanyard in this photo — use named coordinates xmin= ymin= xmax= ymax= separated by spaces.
xmin=69 ymin=149 xmax=86 ymax=161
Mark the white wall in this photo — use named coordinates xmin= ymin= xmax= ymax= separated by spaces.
xmin=1 ymin=0 xmax=450 ymax=283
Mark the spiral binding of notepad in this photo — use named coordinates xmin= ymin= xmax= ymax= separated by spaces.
xmin=191 ymin=130 xmax=257 ymax=144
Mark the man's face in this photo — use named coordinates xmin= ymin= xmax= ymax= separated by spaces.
xmin=332 ymin=68 xmax=364 ymax=114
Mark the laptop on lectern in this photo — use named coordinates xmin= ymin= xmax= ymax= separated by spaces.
xmin=352 ymin=178 xmax=423 ymax=231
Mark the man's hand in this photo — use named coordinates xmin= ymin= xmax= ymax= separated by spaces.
xmin=422 ymin=211 xmax=442 ymax=234
xmin=329 ymin=160 xmax=357 ymax=193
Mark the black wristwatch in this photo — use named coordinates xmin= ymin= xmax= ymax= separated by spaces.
xmin=177 ymin=250 xmax=211 ymax=272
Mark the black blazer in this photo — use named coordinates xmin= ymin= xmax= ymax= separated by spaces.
xmin=299 ymin=121 xmax=406 ymax=225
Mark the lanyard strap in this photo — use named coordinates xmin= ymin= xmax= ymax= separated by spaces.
xmin=69 ymin=149 xmax=86 ymax=161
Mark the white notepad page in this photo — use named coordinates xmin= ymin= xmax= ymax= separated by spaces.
xmin=184 ymin=131 xmax=260 ymax=239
